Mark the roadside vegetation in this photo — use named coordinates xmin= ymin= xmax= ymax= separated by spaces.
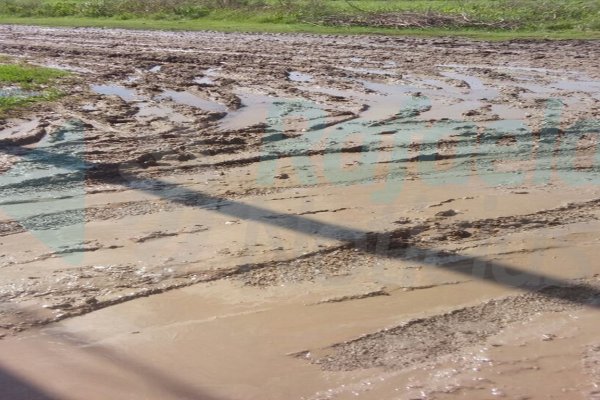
xmin=0 ymin=0 xmax=598 ymax=38
xmin=0 ymin=61 xmax=67 ymax=112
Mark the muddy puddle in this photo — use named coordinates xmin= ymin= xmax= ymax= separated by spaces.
xmin=288 ymin=71 xmax=313 ymax=83
xmin=194 ymin=76 xmax=215 ymax=86
xmin=91 ymin=84 xmax=139 ymax=101
xmin=157 ymin=89 xmax=227 ymax=113
xmin=219 ymin=91 xmax=291 ymax=130
xmin=90 ymin=84 xmax=222 ymax=122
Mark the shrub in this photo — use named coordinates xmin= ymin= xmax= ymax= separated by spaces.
xmin=77 ymin=0 xmax=117 ymax=17
xmin=38 ymin=1 xmax=78 ymax=17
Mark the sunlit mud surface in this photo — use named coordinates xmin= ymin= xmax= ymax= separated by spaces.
xmin=0 ymin=25 xmax=600 ymax=399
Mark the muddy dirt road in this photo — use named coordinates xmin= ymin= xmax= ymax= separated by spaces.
xmin=1 ymin=25 xmax=600 ymax=399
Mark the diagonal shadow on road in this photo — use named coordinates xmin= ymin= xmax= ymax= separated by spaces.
xmin=1 ymin=125 xmax=600 ymax=307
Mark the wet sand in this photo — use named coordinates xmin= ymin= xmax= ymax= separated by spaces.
xmin=0 ymin=25 xmax=600 ymax=399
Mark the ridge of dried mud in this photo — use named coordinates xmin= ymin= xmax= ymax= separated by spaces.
xmin=307 ymin=281 xmax=600 ymax=371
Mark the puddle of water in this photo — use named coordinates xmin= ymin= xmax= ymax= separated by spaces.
xmin=194 ymin=76 xmax=215 ymax=86
xmin=550 ymin=80 xmax=600 ymax=93
xmin=438 ymin=64 xmax=600 ymax=94
xmin=205 ymin=68 xmax=220 ymax=77
xmin=409 ymin=77 xmax=474 ymax=100
xmin=220 ymin=92 xmax=285 ymax=131
xmin=314 ymin=81 xmax=418 ymax=121
xmin=81 ymin=104 xmax=97 ymax=112
xmin=491 ymin=104 xmax=529 ymax=120
xmin=91 ymin=84 xmax=139 ymax=102
xmin=515 ymin=82 xmax=555 ymax=95
xmin=419 ymin=100 xmax=482 ymax=121
xmin=306 ymin=72 xmax=513 ymax=124
xmin=303 ymin=82 xmax=415 ymax=121
xmin=361 ymin=79 xmax=491 ymax=121
xmin=157 ymin=90 xmax=227 ymax=113
xmin=227 ymin=66 xmax=594 ymax=149
xmin=193 ymin=68 xmax=222 ymax=86
xmin=288 ymin=71 xmax=313 ymax=83
xmin=362 ymin=80 xmax=418 ymax=95
xmin=438 ymin=64 xmax=565 ymax=75
xmin=440 ymin=71 xmax=498 ymax=100
xmin=90 ymin=84 xmax=193 ymax=123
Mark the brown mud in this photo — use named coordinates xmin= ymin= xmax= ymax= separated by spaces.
xmin=0 ymin=25 xmax=600 ymax=399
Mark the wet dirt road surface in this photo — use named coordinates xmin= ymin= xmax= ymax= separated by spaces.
xmin=1 ymin=25 xmax=600 ymax=399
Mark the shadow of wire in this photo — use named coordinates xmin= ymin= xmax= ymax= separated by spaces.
xmin=2 ymin=139 xmax=600 ymax=306
xmin=0 ymin=367 xmax=58 ymax=400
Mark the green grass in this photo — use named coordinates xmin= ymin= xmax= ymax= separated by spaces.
xmin=0 ymin=63 xmax=67 ymax=87
xmin=0 ymin=14 xmax=598 ymax=40
xmin=0 ymin=62 xmax=67 ymax=111
xmin=0 ymin=0 xmax=599 ymax=39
